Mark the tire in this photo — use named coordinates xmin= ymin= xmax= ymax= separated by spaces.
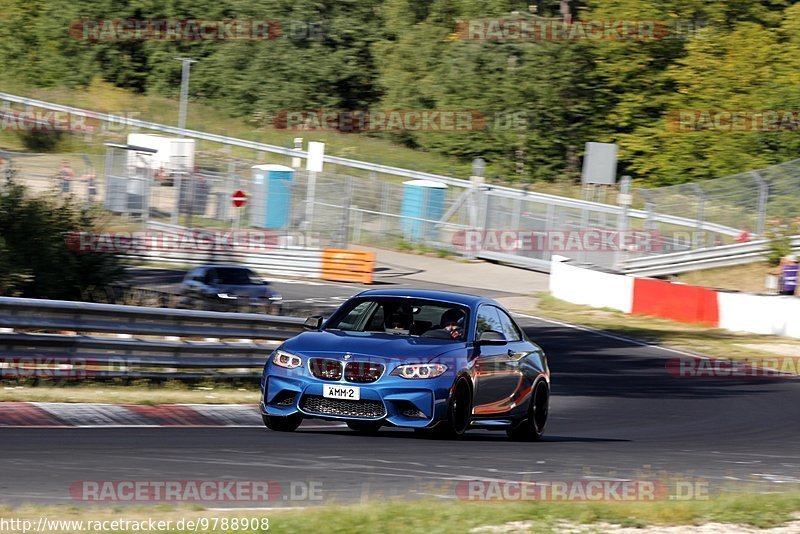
xmin=262 ymin=413 xmax=303 ymax=432
xmin=346 ymin=421 xmax=381 ymax=434
xmin=507 ymin=380 xmax=549 ymax=442
xmin=435 ymin=378 xmax=472 ymax=439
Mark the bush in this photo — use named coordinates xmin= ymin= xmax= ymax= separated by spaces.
xmin=0 ymin=169 xmax=125 ymax=299
xmin=17 ymin=130 xmax=64 ymax=152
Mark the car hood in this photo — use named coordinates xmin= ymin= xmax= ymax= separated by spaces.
xmin=281 ymin=330 xmax=466 ymax=362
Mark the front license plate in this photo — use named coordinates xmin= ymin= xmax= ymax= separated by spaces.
xmin=323 ymin=384 xmax=360 ymax=400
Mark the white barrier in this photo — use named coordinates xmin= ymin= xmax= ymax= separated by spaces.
xmin=717 ymin=292 xmax=800 ymax=338
xmin=549 ymin=256 xmax=634 ymax=313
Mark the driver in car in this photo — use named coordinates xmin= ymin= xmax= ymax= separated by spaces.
xmin=385 ymin=310 xmax=410 ymax=334
xmin=440 ymin=308 xmax=465 ymax=340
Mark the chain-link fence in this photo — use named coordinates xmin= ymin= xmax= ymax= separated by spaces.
xmin=6 ymin=141 xmax=799 ymax=272
xmin=636 ymin=158 xmax=800 ymax=250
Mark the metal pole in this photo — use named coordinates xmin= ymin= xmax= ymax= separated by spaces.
xmin=174 ymin=58 xmax=197 ymax=135
xmin=752 ymin=171 xmax=768 ymax=237
xmin=691 ymin=184 xmax=705 ymax=248
xmin=103 ymin=147 xmax=113 ymax=208
xmin=341 ymin=176 xmax=354 ymax=248
xmin=613 ymin=176 xmax=632 ymax=271
xmin=230 ymin=161 xmax=241 ymax=230
xmin=305 ymin=170 xmax=317 ymax=231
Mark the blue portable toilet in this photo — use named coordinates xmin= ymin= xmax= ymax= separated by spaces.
xmin=400 ymin=179 xmax=448 ymax=242
xmin=250 ymin=164 xmax=294 ymax=230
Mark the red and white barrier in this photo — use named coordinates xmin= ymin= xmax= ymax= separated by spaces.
xmin=549 ymin=256 xmax=800 ymax=339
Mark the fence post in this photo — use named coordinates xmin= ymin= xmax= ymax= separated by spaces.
xmin=613 ymin=176 xmax=632 ymax=271
xmin=338 ymin=175 xmax=354 ymax=248
xmin=305 ymin=170 xmax=317 ymax=231
xmin=543 ymin=203 xmax=555 ymax=264
xmin=379 ymin=181 xmax=389 ymax=237
xmin=691 ymin=183 xmax=705 ymax=248
xmin=752 ymin=171 xmax=768 ymax=237
xmin=103 ymin=146 xmax=113 ymax=209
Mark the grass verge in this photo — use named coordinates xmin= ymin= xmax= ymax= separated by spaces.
xmin=3 ymin=492 xmax=800 ymax=532
xmin=531 ymin=293 xmax=800 ymax=364
xmin=677 ymin=261 xmax=773 ymax=294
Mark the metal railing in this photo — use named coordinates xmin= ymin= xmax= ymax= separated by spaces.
xmin=621 ymin=236 xmax=800 ymax=277
xmin=0 ymin=297 xmax=307 ymax=378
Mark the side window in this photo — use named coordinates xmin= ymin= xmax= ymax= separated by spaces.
xmin=494 ymin=307 xmax=522 ymax=342
xmin=475 ymin=305 xmax=502 ymax=339
xmin=203 ymin=269 xmax=216 ymax=284
xmin=339 ymin=301 xmax=376 ymax=330
xmin=365 ymin=304 xmax=386 ymax=331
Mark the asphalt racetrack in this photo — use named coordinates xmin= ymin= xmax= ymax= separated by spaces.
xmin=1 ymin=275 xmax=799 ymax=506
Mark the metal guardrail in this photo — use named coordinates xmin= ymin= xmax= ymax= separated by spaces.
xmin=108 ymin=221 xmax=325 ymax=278
xmin=0 ymin=92 xmax=740 ymax=238
xmin=0 ymin=297 xmax=307 ymax=378
xmin=621 ymin=236 xmax=800 ymax=277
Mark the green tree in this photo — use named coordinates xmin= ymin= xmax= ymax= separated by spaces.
xmin=0 ymin=173 xmax=125 ymax=299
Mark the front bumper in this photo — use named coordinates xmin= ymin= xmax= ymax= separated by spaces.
xmin=260 ymin=366 xmax=453 ymax=428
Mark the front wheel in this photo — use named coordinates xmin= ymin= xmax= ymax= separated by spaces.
xmin=346 ymin=421 xmax=381 ymax=434
xmin=507 ymin=380 xmax=549 ymax=441
xmin=262 ymin=413 xmax=303 ymax=432
xmin=434 ymin=378 xmax=472 ymax=439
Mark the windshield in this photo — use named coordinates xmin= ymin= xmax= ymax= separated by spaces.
xmin=326 ymin=297 xmax=469 ymax=341
xmin=214 ymin=268 xmax=260 ymax=285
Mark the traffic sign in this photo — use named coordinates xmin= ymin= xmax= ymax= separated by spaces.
xmin=232 ymin=190 xmax=247 ymax=207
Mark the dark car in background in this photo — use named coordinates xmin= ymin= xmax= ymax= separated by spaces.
xmin=178 ymin=265 xmax=282 ymax=314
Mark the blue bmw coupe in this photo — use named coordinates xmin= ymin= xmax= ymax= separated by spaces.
xmin=260 ymin=289 xmax=549 ymax=440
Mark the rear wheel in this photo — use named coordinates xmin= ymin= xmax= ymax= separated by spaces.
xmin=262 ymin=413 xmax=303 ymax=432
xmin=507 ymin=380 xmax=549 ymax=441
xmin=435 ymin=378 xmax=471 ymax=439
xmin=346 ymin=421 xmax=382 ymax=434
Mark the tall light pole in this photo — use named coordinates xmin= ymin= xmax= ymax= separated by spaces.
xmin=174 ymin=57 xmax=196 ymax=227
xmin=174 ymin=57 xmax=197 ymax=134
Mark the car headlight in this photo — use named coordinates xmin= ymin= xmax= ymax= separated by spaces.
xmin=272 ymin=350 xmax=302 ymax=369
xmin=390 ymin=363 xmax=447 ymax=379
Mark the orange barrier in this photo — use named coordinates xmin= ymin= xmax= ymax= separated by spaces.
xmin=321 ymin=249 xmax=376 ymax=284
xmin=632 ymin=278 xmax=719 ymax=326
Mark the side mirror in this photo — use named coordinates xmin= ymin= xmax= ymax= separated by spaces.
xmin=478 ymin=330 xmax=507 ymax=346
xmin=303 ymin=316 xmax=323 ymax=330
